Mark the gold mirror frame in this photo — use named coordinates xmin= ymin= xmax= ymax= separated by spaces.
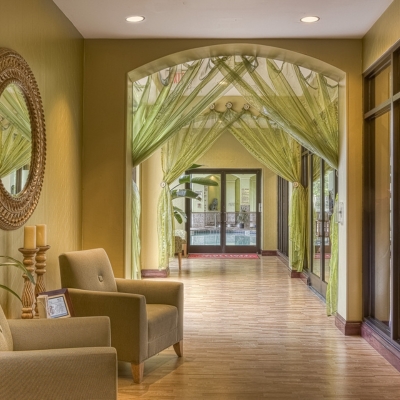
xmin=0 ymin=48 xmax=46 ymax=230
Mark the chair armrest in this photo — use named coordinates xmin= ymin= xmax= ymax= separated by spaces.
xmin=0 ymin=347 xmax=117 ymax=400
xmin=8 ymin=316 xmax=111 ymax=351
xmin=115 ymin=279 xmax=184 ymax=341
xmin=116 ymin=279 xmax=183 ymax=307
xmin=66 ymin=288 xmax=148 ymax=363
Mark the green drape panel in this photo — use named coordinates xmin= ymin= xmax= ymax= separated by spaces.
xmin=326 ymin=194 xmax=339 ymax=315
xmin=212 ymin=57 xmax=339 ymax=169
xmin=131 ymin=181 xmax=141 ymax=279
xmin=131 ymin=55 xmax=339 ymax=277
xmin=131 ymin=58 xmax=249 ymax=275
xmin=0 ymin=84 xmax=31 ymax=178
xmin=157 ymin=108 xmax=243 ymax=268
xmin=228 ymin=111 xmax=306 ymax=271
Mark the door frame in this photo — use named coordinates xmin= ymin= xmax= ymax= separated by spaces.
xmin=186 ymin=168 xmax=262 ymax=254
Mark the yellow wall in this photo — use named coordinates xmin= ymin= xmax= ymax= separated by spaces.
xmin=0 ymin=0 xmax=83 ymax=317
xmin=83 ymin=38 xmax=362 ymax=321
xmin=363 ymin=0 xmax=400 ymax=71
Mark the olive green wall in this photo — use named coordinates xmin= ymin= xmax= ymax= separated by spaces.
xmin=0 ymin=0 xmax=83 ymax=317
xmin=83 ymin=39 xmax=362 ymax=322
xmin=363 ymin=0 xmax=400 ymax=71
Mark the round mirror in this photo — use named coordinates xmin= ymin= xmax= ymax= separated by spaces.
xmin=0 ymin=83 xmax=32 ymax=196
xmin=0 ymin=48 xmax=46 ymax=230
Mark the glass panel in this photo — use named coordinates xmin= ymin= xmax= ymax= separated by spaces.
xmin=226 ymin=173 xmax=256 ymax=246
xmin=372 ymin=64 xmax=391 ymax=109
xmin=189 ymin=174 xmax=221 ymax=246
xmin=373 ymin=112 xmax=391 ymax=327
xmin=323 ymin=167 xmax=336 ymax=283
xmin=312 ymin=161 xmax=321 ymax=278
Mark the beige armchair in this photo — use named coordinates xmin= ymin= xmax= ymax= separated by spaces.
xmin=0 ymin=305 xmax=117 ymax=400
xmin=59 ymin=248 xmax=184 ymax=384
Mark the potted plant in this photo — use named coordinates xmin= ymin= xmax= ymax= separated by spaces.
xmin=0 ymin=255 xmax=35 ymax=302
xmin=170 ymin=164 xmax=218 ymax=224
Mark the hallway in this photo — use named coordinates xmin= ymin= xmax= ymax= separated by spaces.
xmin=118 ymin=256 xmax=400 ymax=399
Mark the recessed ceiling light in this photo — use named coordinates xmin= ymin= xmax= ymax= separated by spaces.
xmin=301 ymin=16 xmax=320 ymax=23
xmin=126 ymin=16 xmax=145 ymax=23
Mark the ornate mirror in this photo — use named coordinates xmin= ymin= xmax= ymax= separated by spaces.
xmin=0 ymin=48 xmax=46 ymax=230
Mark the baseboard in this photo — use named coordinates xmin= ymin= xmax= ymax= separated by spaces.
xmin=361 ymin=322 xmax=400 ymax=372
xmin=141 ymin=266 xmax=170 ymax=278
xmin=335 ymin=313 xmax=361 ymax=336
xmin=290 ymin=270 xmax=309 ymax=285
xmin=261 ymin=250 xmax=278 ymax=256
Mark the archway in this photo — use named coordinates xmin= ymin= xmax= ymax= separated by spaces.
xmin=127 ymin=44 xmax=346 ymax=315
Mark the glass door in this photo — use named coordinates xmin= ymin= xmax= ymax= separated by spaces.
xmin=309 ymin=156 xmax=337 ymax=298
xmin=187 ymin=169 xmax=261 ymax=254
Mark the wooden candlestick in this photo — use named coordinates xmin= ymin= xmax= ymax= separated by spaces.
xmin=18 ymin=247 xmax=38 ymax=319
xmin=34 ymin=245 xmax=50 ymax=317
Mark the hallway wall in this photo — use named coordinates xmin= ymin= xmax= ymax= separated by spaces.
xmin=0 ymin=0 xmax=84 ymax=317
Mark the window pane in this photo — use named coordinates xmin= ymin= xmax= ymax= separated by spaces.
xmin=373 ymin=112 xmax=391 ymax=327
xmin=312 ymin=171 xmax=321 ymax=278
xmin=373 ymin=65 xmax=391 ymax=108
xmin=323 ymin=167 xmax=336 ymax=283
xmin=189 ymin=174 xmax=221 ymax=246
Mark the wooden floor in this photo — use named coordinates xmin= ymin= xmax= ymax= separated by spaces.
xmin=118 ymin=256 xmax=400 ymax=399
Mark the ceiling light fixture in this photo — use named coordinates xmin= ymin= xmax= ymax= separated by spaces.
xmin=301 ymin=16 xmax=320 ymax=23
xmin=126 ymin=16 xmax=145 ymax=23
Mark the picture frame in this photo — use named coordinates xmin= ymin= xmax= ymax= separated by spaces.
xmin=38 ymin=288 xmax=74 ymax=318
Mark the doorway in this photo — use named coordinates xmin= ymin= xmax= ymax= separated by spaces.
xmin=187 ymin=169 xmax=261 ymax=254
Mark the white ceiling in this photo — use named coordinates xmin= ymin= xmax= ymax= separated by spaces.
xmin=53 ymin=0 xmax=393 ymax=39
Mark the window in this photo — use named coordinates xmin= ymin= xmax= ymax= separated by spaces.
xmin=364 ymin=48 xmax=400 ymax=346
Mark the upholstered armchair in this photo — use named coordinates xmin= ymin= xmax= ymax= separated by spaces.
xmin=59 ymin=248 xmax=184 ymax=384
xmin=0 ymin=305 xmax=117 ymax=400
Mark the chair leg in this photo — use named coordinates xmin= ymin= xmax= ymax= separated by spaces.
xmin=131 ymin=362 xmax=144 ymax=384
xmin=173 ymin=340 xmax=183 ymax=357
xmin=178 ymin=252 xmax=182 ymax=270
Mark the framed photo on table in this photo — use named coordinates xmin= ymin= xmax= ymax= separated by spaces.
xmin=39 ymin=288 xmax=74 ymax=318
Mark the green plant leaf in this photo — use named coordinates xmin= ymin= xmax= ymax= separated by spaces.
xmin=178 ymin=174 xmax=190 ymax=184
xmin=188 ymin=164 xmax=203 ymax=170
xmin=0 ymin=255 xmax=35 ymax=284
xmin=190 ymin=177 xmax=218 ymax=186
xmin=0 ymin=284 xmax=22 ymax=302
xmin=173 ymin=206 xmax=187 ymax=223
xmin=172 ymin=189 xmax=202 ymax=200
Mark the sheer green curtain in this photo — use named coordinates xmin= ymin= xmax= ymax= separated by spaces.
xmin=131 ymin=58 xmax=249 ymax=276
xmin=158 ymin=108 xmax=243 ymax=268
xmin=228 ymin=111 xmax=306 ymax=271
xmin=0 ymin=84 xmax=31 ymax=178
xmin=212 ymin=57 xmax=339 ymax=169
xmin=326 ymin=194 xmax=339 ymax=315
xmin=130 ymin=55 xmax=339 ymax=277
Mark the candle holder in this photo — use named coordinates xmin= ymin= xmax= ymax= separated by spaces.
xmin=18 ymin=247 xmax=39 ymax=319
xmin=34 ymin=245 xmax=50 ymax=317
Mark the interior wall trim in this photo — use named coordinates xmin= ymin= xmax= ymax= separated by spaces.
xmin=141 ymin=267 xmax=170 ymax=278
xmin=335 ymin=313 xmax=362 ymax=336
xmin=262 ymin=250 xmax=278 ymax=256
xmin=361 ymin=322 xmax=400 ymax=372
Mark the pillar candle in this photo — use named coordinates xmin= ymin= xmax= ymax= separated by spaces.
xmin=24 ymin=226 xmax=36 ymax=249
xmin=36 ymin=224 xmax=47 ymax=246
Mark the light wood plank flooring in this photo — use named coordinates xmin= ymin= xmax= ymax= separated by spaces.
xmin=118 ymin=256 xmax=400 ymax=399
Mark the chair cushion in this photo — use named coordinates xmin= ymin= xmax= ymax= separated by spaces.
xmin=0 ymin=305 xmax=13 ymax=351
xmin=59 ymin=248 xmax=117 ymax=292
xmin=146 ymin=304 xmax=178 ymax=357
